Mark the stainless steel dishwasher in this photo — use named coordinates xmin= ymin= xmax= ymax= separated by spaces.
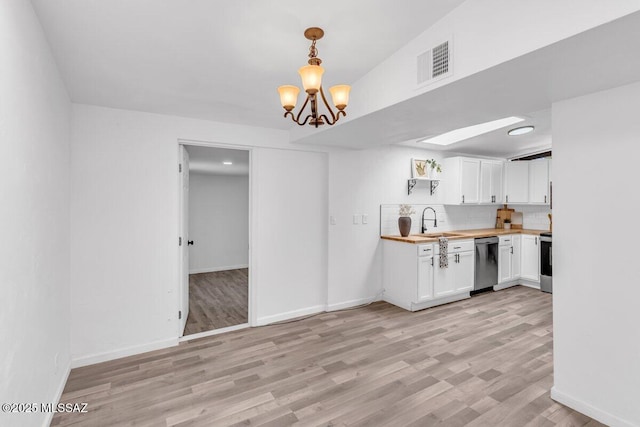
xmin=474 ymin=237 xmax=499 ymax=293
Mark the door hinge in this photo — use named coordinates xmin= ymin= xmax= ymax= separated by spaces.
xmin=179 ymin=163 xmax=182 ymax=173
xmin=178 ymin=310 xmax=182 ymax=320
xmin=179 ymin=237 xmax=182 ymax=246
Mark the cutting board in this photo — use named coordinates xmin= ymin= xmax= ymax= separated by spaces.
xmin=511 ymin=212 xmax=523 ymax=229
xmin=496 ymin=205 xmax=514 ymax=229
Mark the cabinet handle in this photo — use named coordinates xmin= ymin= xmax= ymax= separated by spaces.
xmin=462 ymin=195 xmax=465 ymax=204
xmin=506 ymin=195 xmax=509 ymax=203
xmin=535 ymin=237 xmax=538 ymax=245
xmin=457 ymin=253 xmax=460 ymax=263
xmin=510 ymin=246 xmax=513 ymax=254
xmin=454 ymin=246 xmax=462 ymax=249
xmin=544 ymin=195 xmax=547 ymax=203
xmin=431 ymin=257 xmax=434 ymax=266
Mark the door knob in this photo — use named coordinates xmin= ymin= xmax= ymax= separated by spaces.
xmin=188 ymin=240 xmax=194 ymax=246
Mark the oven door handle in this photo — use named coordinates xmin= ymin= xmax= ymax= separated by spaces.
xmin=549 ymin=246 xmax=552 ymax=266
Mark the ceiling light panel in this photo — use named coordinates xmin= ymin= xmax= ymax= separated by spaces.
xmin=419 ymin=116 xmax=524 ymax=146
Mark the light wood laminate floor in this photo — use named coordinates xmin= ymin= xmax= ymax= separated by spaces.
xmin=53 ymin=286 xmax=603 ymax=426
xmin=184 ymin=269 xmax=248 ymax=336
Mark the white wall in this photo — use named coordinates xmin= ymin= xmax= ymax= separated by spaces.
xmin=0 ymin=1 xmax=71 ymax=426
xmin=253 ymin=148 xmax=328 ymax=324
xmin=328 ymin=146 xmax=447 ymax=309
xmin=70 ymin=104 xmax=328 ymax=365
xmin=552 ymin=81 xmax=640 ymax=427
xmin=188 ymin=173 xmax=249 ymax=273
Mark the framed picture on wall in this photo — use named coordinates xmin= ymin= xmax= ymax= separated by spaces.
xmin=411 ymin=158 xmax=428 ymax=178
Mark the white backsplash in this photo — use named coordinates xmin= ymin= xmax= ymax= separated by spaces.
xmin=380 ymin=204 xmax=551 ymax=236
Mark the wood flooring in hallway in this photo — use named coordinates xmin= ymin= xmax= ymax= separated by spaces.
xmin=184 ymin=268 xmax=248 ymax=336
xmin=52 ymin=286 xmax=603 ymax=426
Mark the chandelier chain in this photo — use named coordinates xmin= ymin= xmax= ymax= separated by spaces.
xmin=308 ymin=39 xmax=318 ymax=60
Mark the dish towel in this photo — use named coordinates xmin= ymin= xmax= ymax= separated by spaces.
xmin=439 ymin=237 xmax=448 ymax=268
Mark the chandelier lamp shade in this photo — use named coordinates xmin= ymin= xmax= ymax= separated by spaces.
xmin=278 ymin=27 xmax=351 ymax=127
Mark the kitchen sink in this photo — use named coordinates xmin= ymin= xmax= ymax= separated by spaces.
xmin=414 ymin=232 xmax=466 ymax=238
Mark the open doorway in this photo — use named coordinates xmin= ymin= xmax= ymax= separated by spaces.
xmin=179 ymin=144 xmax=250 ymax=338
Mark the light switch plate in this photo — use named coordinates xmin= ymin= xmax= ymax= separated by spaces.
xmin=353 ymin=215 xmax=360 ymax=225
xmin=362 ymin=214 xmax=368 ymax=224
xmin=330 ymin=216 xmax=336 ymax=225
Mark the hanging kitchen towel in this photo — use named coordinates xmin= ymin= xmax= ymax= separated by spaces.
xmin=439 ymin=237 xmax=448 ymax=268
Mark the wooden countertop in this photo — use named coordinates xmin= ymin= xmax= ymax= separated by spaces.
xmin=380 ymin=228 xmax=546 ymax=244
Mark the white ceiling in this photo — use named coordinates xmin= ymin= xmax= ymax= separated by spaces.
xmin=293 ymin=11 xmax=640 ymax=157
xmin=186 ymin=145 xmax=249 ymax=176
xmin=31 ymin=0 xmax=465 ymax=129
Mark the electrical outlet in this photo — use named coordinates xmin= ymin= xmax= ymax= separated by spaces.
xmin=353 ymin=215 xmax=361 ymax=225
xmin=362 ymin=214 xmax=368 ymax=224
xmin=330 ymin=216 xmax=336 ymax=225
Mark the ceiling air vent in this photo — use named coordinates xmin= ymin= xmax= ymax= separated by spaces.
xmin=417 ymin=39 xmax=452 ymax=86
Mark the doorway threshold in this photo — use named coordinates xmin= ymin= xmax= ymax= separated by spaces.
xmin=180 ymin=323 xmax=250 ymax=342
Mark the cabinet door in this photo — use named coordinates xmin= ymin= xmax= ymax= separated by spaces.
xmin=480 ymin=161 xmax=502 ymax=204
xmin=512 ymin=235 xmax=521 ymax=278
xmin=521 ymin=235 xmax=540 ymax=281
xmin=434 ymin=255 xmax=456 ymax=297
xmin=455 ymin=251 xmax=475 ymax=291
xmin=490 ymin=162 xmax=503 ymax=203
xmin=480 ymin=162 xmax=493 ymax=204
xmin=498 ymin=245 xmax=512 ymax=283
xmin=460 ymin=159 xmax=481 ymax=204
xmin=504 ymin=162 xmax=529 ymax=204
xmin=417 ymin=256 xmax=434 ymax=302
xmin=529 ymin=160 xmax=549 ymax=204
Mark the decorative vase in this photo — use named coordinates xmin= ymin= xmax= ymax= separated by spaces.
xmin=398 ymin=216 xmax=412 ymax=237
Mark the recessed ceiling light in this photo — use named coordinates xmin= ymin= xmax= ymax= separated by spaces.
xmin=223 ymin=161 xmax=233 ymax=165
xmin=418 ymin=116 xmax=524 ymax=146
xmin=508 ymin=125 xmax=535 ymax=136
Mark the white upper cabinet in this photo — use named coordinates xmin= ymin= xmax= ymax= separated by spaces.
xmin=529 ymin=159 xmax=550 ymax=204
xmin=480 ymin=160 xmax=503 ymax=204
xmin=443 ymin=157 xmax=481 ymax=204
xmin=504 ymin=161 xmax=529 ymax=204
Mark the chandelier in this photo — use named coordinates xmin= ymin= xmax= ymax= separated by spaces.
xmin=277 ymin=27 xmax=351 ymax=127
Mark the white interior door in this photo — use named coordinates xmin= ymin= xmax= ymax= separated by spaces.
xmin=179 ymin=146 xmax=190 ymax=336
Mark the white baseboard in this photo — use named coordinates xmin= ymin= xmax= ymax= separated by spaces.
xmin=42 ymin=359 xmax=72 ymax=427
xmin=71 ymin=337 xmax=178 ymax=368
xmin=382 ymin=294 xmax=412 ymax=311
xmin=180 ymin=323 xmax=249 ymax=342
xmin=410 ymin=292 xmax=470 ymax=312
xmin=256 ymin=304 xmax=326 ymax=326
xmin=551 ymin=386 xmax=635 ymax=427
xmin=189 ymin=264 xmax=248 ymax=274
xmin=494 ymin=281 xmax=519 ymax=291
xmin=327 ymin=296 xmax=378 ymax=312
xmin=519 ymin=280 xmax=540 ymax=290
xmin=494 ymin=280 xmax=540 ymax=291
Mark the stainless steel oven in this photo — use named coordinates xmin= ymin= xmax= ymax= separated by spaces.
xmin=540 ymin=232 xmax=552 ymax=293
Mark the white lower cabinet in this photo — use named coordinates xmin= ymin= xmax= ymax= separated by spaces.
xmin=383 ymin=239 xmax=474 ymax=311
xmin=521 ymin=235 xmax=540 ymax=282
xmin=434 ymin=240 xmax=475 ymax=297
xmin=498 ymin=235 xmax=521 ymax=284
xmin=417 ymin=255 xmax=435 ymax=302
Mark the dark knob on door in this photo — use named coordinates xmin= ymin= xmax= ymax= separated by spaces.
xmin=188 ymin=240 xmax=194 ymax=246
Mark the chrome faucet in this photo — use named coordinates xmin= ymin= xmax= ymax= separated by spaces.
xmin=421 ymin=207 xmax=437 ymax=233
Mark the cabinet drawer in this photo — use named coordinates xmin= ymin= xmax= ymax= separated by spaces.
xmin=417 ymin=244 xmax=434 ymax=257
xmin=499 ymin=235 xmax=514 ymax=246
xmin=434 ymin=239 xmax=474 ymax=254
